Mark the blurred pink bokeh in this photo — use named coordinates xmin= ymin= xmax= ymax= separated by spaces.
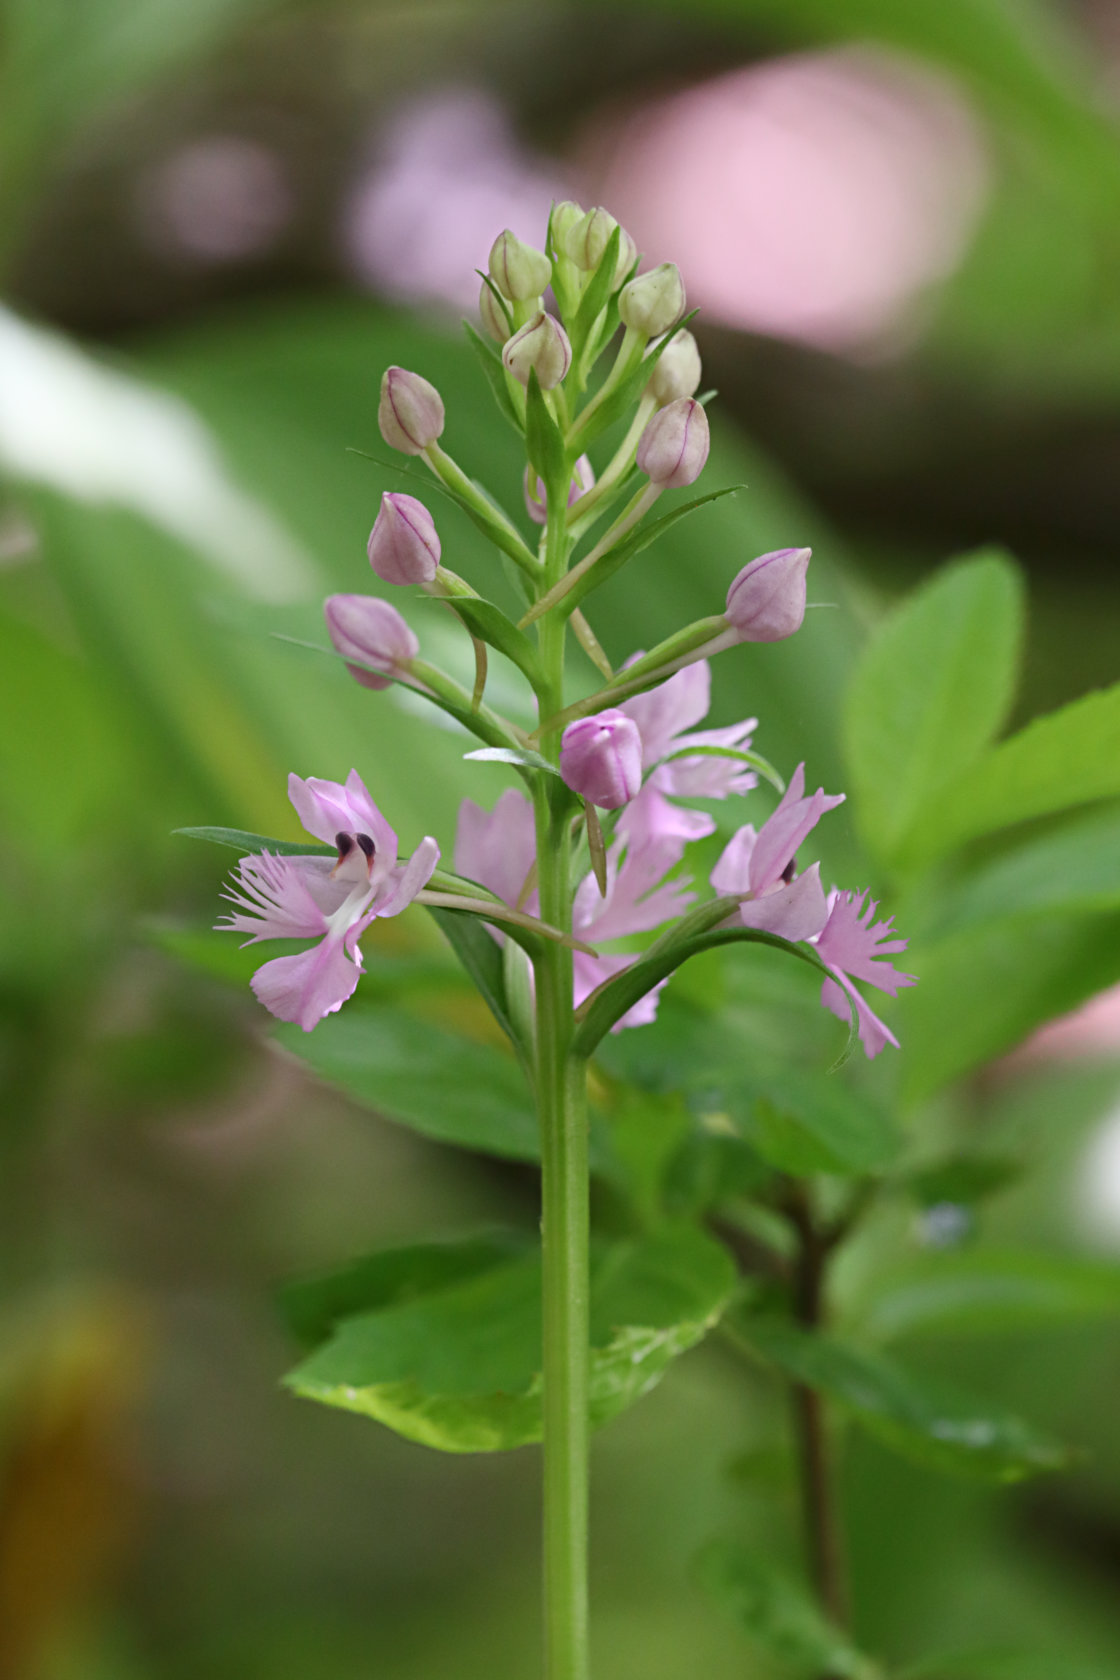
xmin=582 ymin=49 xmax=990 ymax=350
xmin=345 ymin=88 xmax=572 ymax=309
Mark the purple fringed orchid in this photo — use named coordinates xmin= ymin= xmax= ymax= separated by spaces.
xmin=617 ymin=659 xmax=758 ymax=849
xmin=218 ymin=770 xmax=439 ymax=1031
xmin=454 ymin=787 xmax=693 ymax=1029
xmin=710 ymin=763 xmax=844 ymax=942
xmin=813 ymin=889 xmax=917 ymax=1058
xmin=711 ymin=769 xmax=916 ymax=1057
xmin=571 ymin=834 xmax=694 ymax=1029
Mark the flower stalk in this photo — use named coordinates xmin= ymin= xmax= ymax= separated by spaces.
xmin=533 ymin=445 xmax=592 ymax=1680
xmin=207 ymin=201 xmax=915 ymax=1678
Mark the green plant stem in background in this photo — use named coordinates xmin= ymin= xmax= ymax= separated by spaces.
xmin=786 ymin=1186 xmax=850 ymax=1648
xmin=534 ymin=487 xmax=590 ymax=1680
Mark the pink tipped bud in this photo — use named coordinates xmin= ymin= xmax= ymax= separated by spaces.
xmin=378 ymin=366 xmax=445 ymax=455
xmin=560 ymin=710 xmax=643 ymax=810
xmin=479 ymin=278 xmax=509 ymax=343
xmin=523 ymin=454 xmax=595 ymax=526
xmin=366 ymin=492 xmax=440 ymax=586
xmin=636 ymin=397 xmax=710 ymax=488
xmin=488 ymin=228 xmax=552 ymax=301
xmin=619 ymin=263 xmax=686 ymax=337
xmin=325 ymin=594 xmax=420 ymax=689
xmin=502 ymin=310 xmax=572 ymax=389
xmin=563 ymin=207 xmax=636 ymax=284
xmin=725 ymin=548 xmax=811 ymax=643
xmin=648 ymin=329 xmax=702 ymax=404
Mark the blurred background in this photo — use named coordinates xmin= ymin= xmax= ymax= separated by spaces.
xmin=3 ymin=1 xmax=1120 ymax=1676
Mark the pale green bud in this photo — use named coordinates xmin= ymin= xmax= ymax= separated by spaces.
xmin=479 ymin=278 xmax=510 ymax=343
xmin=488 ymin=228 xmax=552 ymax=302
xmin=550 ymin=200 xmax=586 ymax=250
xmin=502 ymin=310 xmax=572 ymax=389
xmin=563 ymin=206 xmax=636 ymax=283
xmin=619 ymin=263 xmax=686 ymax=337
xmin=648 ymin=328 xmax=702 ymax=403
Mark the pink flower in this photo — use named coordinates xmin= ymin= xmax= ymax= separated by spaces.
xmin=366 ymin=492 xmax=440 ymax=586
xmin=617 ymin=659 xmax=758 ymax=849
xmin=710 ymin=763 xmax=844 ymax=941
xmin=217 ymin=770 xmax=439 ymax=1031
xmin=324 ymin=593 xmax=419 ymax=688
xmin=813 ymin=889 xmax=916 ymax=1058
xmin=725 ymin=547 xmax=811 ymax=642
xmin=454 ymin=788 xmax=538 ymax=913
xmin=523 ymin=454 xmax=594 ymax=525
xmin=560 ymin=710 xmax=643 ymax=809
xmin=636 ymin=397 xmax=709 ymax=487
xmin=453 ymin=788 xmax=693 ymax=1029
xmin=572 ymin=834 xmax=694 ymax=1029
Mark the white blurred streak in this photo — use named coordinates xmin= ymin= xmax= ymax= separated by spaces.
xmin=0 ymin=307 xmax=317 ymax=602
xmin=344 ymin=88 xmax=572 ymax=310
xmin=136 ymin=136 xmax=293 ymax=264
xmin=1078 ymin=1095 xmax=1120 ymax=1249
xmin=589 ymin=50 xmax=990 ymax=353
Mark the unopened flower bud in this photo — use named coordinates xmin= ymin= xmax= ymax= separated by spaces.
xmin=563 ymin=207 xmax=636 ymax=284
xmin=648 ymin=329 xmax=702 ymax=404
xmin=523 ymin=455 xmax=595 ymax=525
xmin=325 ymin=594 xmax=419 ymax=689
xmin=636 ymin=397 xmax=709 ymax=488
xmin=551 ymin=200 xmax=586 ymax=250
xmin=378 ymin=366 xmax=445 ymax=455
xmin=502 ymin=310 xmax=572 ymax=389
xmin=725 ymin=548 xmax=811 ymax=643
xmin=560 ymin=710 xmax=643 ymax=810
xmin=488 ymin=228 xmax=552 ymax=302
xmin=619 ymin=263 xmax=686 ymax=337
xmin=367 ymin=492 xmax=440 ymax=586
xmin=479 ymin=278 xmax=509 ymax=343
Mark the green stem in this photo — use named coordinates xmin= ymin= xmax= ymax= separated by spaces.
xmin=786 ymin=1186 xmax=850 ymax=1642
xmin=534 ymin=472 xmax=591 ymax=1680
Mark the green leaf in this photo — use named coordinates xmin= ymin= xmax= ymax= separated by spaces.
xmin=524 ymin=369 xmax=568 ymax=498
xmin=737 ymin=1315 xmax=1074 ymax=1482
xmin=660 ymin=741 xmax=786 ymax=794
xmin=273 ymin=634 xmax=519 ymax=753
xmin=901 ymin=907 xmax=1120 ymax=1102
xmin=273 ymin=1006 xmax=541 ymax=1161
xmin=175 ymin=825 xmax=332 ymax=856
xmin=284 ymin=1227 xmax=736 ymax=1451
xmin=743 ymin=1072 xmax=899 ymax=1176
xmin=560 ymin=485 xmax=744 ymax=618
xmin=424 ymin=906 xmax=522 ymax=1055
xmin=569 ymin=224 xmax=622 ymax=366
xmin=916 ymin=802 xmax=1120 ymax=938
xmin=461 ymin=319 xmax=522 ymax=434
xmin=694 ymin=1539 xmax=881 ymax=1679
xmin=570 ymin=310 xmax=700 ymax=450
xmin=594 ymin=1086 xmax=694 ymax=1223
xmin=859 ymin=1250 xmax=1120 ymax=1341
xmin=573 ymin=911 xmax=859 ymax=1066
xmin=663 ymin=1130 xmax=773 ymax=1220
xmin=902 ymin=1651 xmax=1120 ymax=1680
xmin=463 ymin=745 xmax=561 ymax=777
xmin=279 ymin=1232 xmax=529 ymax=1349
xmin=904 ymin=1152 xmax=1023 ymax=1210
xmin=443 ymin=595 xmax=544 ymax=687
xmin=0 ymin=609 xmax=128 ymax=852
xmin=903 ymin=684 xmax=1120 ymax=865
xmin=843 ymin=551 xmax=1024 ymax=864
